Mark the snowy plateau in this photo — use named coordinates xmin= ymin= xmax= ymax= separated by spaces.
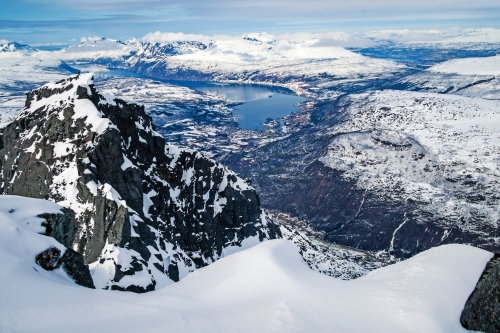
xmin=0 ymin=27 xmax=500 ymax=332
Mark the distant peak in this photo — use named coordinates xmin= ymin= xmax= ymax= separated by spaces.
xmin=0 ymin=42 xmax=36 ymax=54
xmin=243 ymin=32 xmax=276 ymax=44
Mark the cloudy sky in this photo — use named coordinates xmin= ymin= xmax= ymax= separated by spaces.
xmin=1 ymin=0 xmax=500 ymax=45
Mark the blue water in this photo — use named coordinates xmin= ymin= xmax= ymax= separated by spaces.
xmin=67 ymin=64 xmax=306 ymax=130
xmin=168 ymin=81 xmax=306 ymax=130
xmin=232 ymin=94 xmax=305 ymax=130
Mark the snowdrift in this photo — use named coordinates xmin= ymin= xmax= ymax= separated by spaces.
xmin=0 ymin=200 xmax=492 ymax=333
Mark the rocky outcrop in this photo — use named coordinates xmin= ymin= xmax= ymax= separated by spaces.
xmin=38 ymin=209 xmax=76 ymax=248
xmin=0 ymin=73 xmax=281 ymax=291
xmin=279 ymin=224 xmax=383 ymax=279
xmin=36 ymin=247 xmax=95 ymax=289
xmin=460 ymin=254 xmax=500 ymax=332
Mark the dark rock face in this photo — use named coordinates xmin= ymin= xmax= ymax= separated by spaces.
xmin=39 ymin=209 xmax=76 ymax=248
xmin=60 ymin=249 xmax=96 ymax=289
xmin=36 ymin=247 xmax=95 ymax=289
xmin=0 ymin=73 xmax=280 ymax=291
xmin=461 ymin=254 xmax=500 ymax=332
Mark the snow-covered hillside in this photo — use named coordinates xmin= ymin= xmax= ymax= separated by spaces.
xmin=130 ymin=33 xmax=403 ymax=86
xmin=0 ymin=227 xmax=492 ymax=333
xmin=224 ymin=87 xmax=500 ymax=257
xmin=429 ymin=54 xmax=500 ymax=76
xmin=320 ymin=90 xmax=500 ymax=231
xmin=386 ymin=53 xmax=500 ymax=100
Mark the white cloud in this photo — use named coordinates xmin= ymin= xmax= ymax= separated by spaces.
xmin=0 ymin=39 xmax=9 ymax=44
xmin=80 ymin=36 xmax=104 ymax=43
xmin=141 ymin=31 xmax=241 ymax=44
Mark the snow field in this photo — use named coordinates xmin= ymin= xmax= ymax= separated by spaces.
xmin=0 ymin=195 xmax=492 ymax=333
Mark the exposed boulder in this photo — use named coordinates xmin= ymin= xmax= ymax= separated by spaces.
xmin=38 ymin=208 xmax=76 ymax=248
xmin=36 ymin=247 xmax=95 ymax=289
xmin=460 ymin=254 xmax=500 ymax=332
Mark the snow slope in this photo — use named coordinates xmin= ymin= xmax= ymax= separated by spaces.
xmin=0 ymin=231 xmax=491 ymax=333
xmin=429 ymin=55 xmax=500 ymax=76
xmin=318 ymin=91 xmax=500 ymax=246
xmin=0 ymin=196 xmax=79 ymax=292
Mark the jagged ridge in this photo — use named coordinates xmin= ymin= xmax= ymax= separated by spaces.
xmin=0 ymin=73 xmax=281 ymax=291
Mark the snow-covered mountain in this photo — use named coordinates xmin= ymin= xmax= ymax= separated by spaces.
xmin=389 ymin=54 xmax=500 ymax=100
xmin=0 ymin=42 xmax=36 ymax=54
xmin=0 ymin=73 xmax=282 ymax=291
xmin=126 ymin=33 xmax=404 ymax=90
xmin=52 ymin=35 xmax=405 ymax=94
xmin=2 ymin=36 xmax=499 ymax=261
xmin=1 ymin=32 xmax=500 ymax=330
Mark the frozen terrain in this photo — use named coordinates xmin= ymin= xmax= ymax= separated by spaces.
xmin=0 ymin=202 xmax=492 ymax=333
xmin=223 ymin=86 xmax=500 ymax=257
xmin=0 ymin=47 xmax=66 ymax=127
xmin=429 ymin=54 xmax=500 ymax=76
xmin=0 ymin=72 xmax=375 ymax=291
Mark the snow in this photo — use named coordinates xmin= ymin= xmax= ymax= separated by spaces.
xmin=21 ymin=72 xmax=111 ymax=137
xmin=52 ymin=141 xmax=75 ymax=158
xmin=0 ymin=195 xmax=65 ymax=234
xmin=221 ymin=235 xmax=260 ymax=257
xmin=73 ymin=97 xmax=111 ymax=135
xmin=318 ymin=90 xmax=500 ymax=233
xmin=133 ymin=34 xmax=404 ymax=92
xmin=121 ymin=154 xmax=135 ymax=170
xmin=429 ymin=55 xmax=500 ymax=76
xmin=89 ymin=244 xmax=158 ymax=290
xmin=0 ymin=230 xmax=492 ymax=333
